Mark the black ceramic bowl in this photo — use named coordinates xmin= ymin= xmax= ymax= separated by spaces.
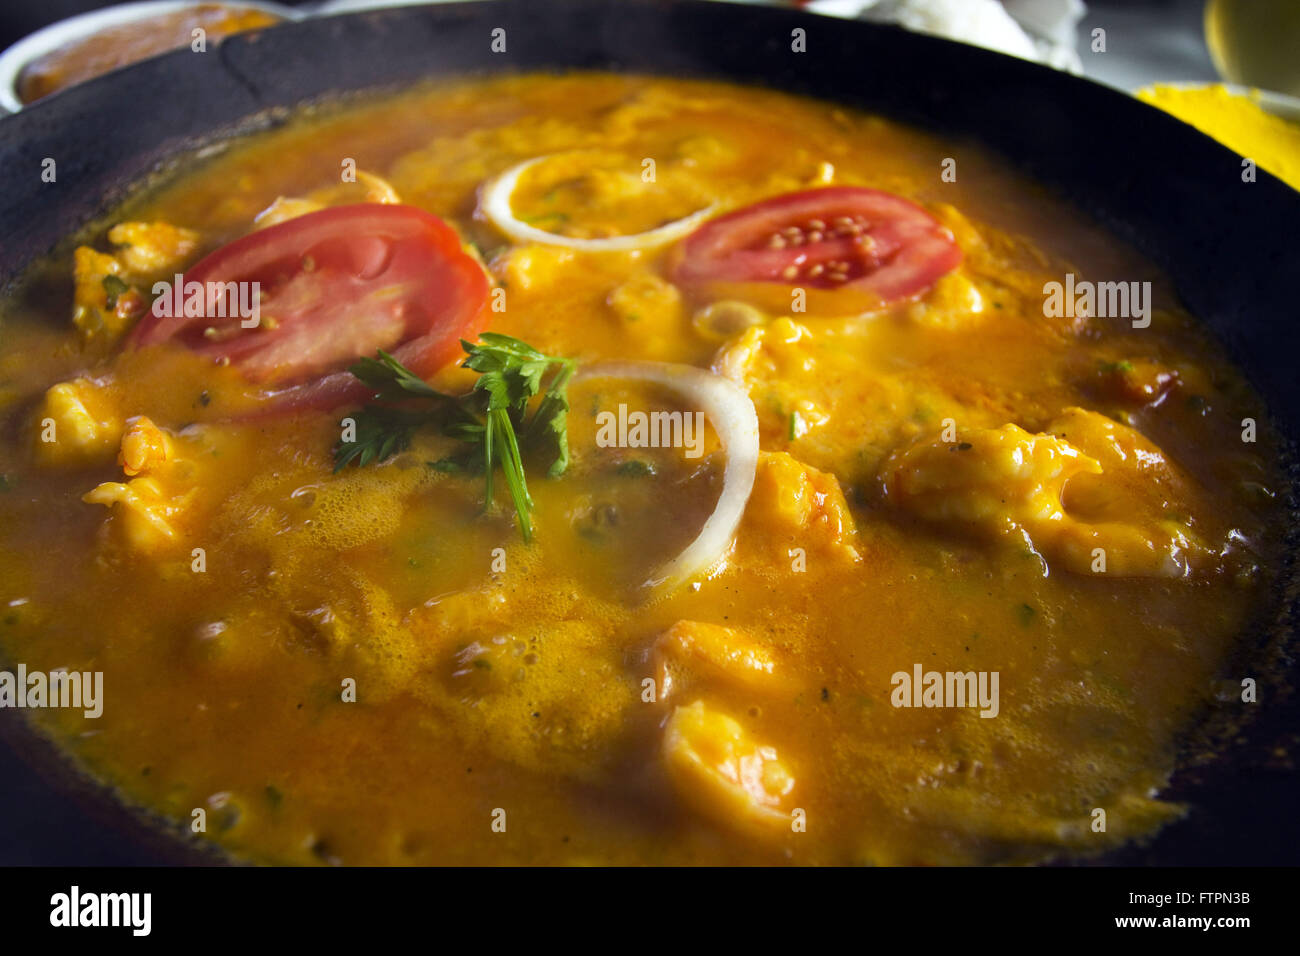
xmin=1 ymin=0 xmax=1297 ymax=865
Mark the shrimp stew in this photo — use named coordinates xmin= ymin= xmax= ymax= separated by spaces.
xmin=0 ymin=73 xmax=1288 ymax=865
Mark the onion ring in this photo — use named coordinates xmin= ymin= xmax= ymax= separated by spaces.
xmin=481 ymin=156 xmax=716 ymax=253
xmin=576 ymin=361 xmax=760 ymax=591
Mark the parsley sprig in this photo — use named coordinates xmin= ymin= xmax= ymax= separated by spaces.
xmin=333 ymin=335 xmax=576 ymax=542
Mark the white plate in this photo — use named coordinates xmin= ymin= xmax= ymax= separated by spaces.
xmin=0 ymin=0 xmax=303 ymax=114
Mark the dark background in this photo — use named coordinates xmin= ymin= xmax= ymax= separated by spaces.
xmin=0 ymin=0 xmax=1211 ymax=74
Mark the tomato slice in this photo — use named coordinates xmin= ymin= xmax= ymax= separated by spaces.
xmin=129 ymin=204 xmax=489 ymax=409
xmin=672 ymin=187 xmax=961 ymax=312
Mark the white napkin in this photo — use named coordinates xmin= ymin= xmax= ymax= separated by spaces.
xmin=804 ymin=0 xmax=1086 ymax=73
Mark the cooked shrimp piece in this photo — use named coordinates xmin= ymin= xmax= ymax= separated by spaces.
xmin=652 ymin=620 xmax=785 ymax=701
xmin=662 ymin=700 xmax=796 ymax=835
xmin=880 ymin=409 xmax=1219 ymax=577
xmin=253 ymin=170 xmax=401 ymax=230
xmin=34 ymin=377 xmax=124 ymax=466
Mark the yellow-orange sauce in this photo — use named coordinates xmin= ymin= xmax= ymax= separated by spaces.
xmin=0 ymin=74 xmax=1287 ymax=864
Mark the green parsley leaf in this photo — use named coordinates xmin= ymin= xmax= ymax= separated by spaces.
xmin=333 ymin=336 xmax=576 ymax=543
xmin=333 ymin=405 xmax=437 ymax=473
xmin=348 ymin=349 xmax=446 ymax=401
xmin=102 ymin=274 xmax=129 ymax=309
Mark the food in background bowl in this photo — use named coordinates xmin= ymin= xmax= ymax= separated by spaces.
xmin=2 ymin=2 xmax=290 ymax=110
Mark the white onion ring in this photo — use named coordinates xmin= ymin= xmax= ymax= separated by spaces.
xmin=576 ymin=361 xmax=760 ymax=591
xmin=481 ymin=156 xmax=716 ymax=252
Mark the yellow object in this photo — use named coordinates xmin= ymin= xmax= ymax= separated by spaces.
xmin=1137 ymin=83 xmax=1300 ymax=191
xmin=34 ymin=377 xmax=124 ymax=466
xmin=1205 ymin=0 xmax=1300 ymax=98
xmin=661 ymin=700 xmax=796 ymax=836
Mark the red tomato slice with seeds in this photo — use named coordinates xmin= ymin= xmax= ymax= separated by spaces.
xmin=129 ymin=204 xmax=489 ymax=410
xmin=672 ymin=187 xmax=961 ymax=312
